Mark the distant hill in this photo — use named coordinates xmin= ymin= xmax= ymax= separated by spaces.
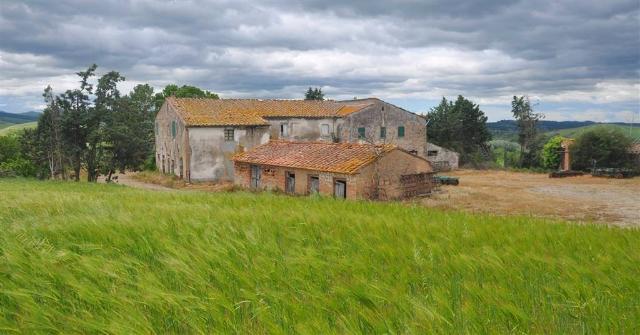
xmin=488 ymin=120 xmax=640 ymax=141
xmin=0 ymin=111 xmax=40 ymax=125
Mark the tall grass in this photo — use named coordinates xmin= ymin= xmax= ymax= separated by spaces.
xmin=0 ymin=179 xmax=638 ymax=333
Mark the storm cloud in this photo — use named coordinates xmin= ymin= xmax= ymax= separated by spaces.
xmin=1 ymin=0 xmax=638 ymax=121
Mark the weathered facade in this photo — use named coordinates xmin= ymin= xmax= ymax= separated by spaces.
xmin=233 ymin=141 xmax=434 ymax=200
xmin=155 ymin=97 xmax=428 ymax=181
xmin=425 ymin=143 xmax=460 ymax=171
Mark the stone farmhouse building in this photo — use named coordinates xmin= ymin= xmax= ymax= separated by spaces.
xmin=233 ymin=141 xmax=434 ymax=200
xmin=155 ymin=97 xmax=428 ymax=182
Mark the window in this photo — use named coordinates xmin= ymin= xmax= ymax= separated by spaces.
xmin=427 ymin=150 xmax=438 ymax=157
xmin=358 ymin=127 xmax=366 ymax=139
xmin=224 ymin=128 xmax=234 ymax=141
xmin=398 ymin=126 xmax=405 ymax=138
xmin=334 ymin=179 xmax=347 ymax=199
xmin=155 ymin=121 xmax=159 ymax=135
xmin=321 ymin=124 xmax=330 ymax=136
xmin=280 ymin=123 xmax=289 ymax=137
xmin=380 ymin=126 xmax=386 ymax=139
xmin=171 ymin=121 xmax=177 ymax=138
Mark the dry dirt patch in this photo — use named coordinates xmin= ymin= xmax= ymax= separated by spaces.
xmin=421 ymin=170 xmax=640 ymax=227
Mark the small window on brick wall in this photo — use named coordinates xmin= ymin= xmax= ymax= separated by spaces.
xmin=224 ymin=128 xmax=234 ymax=141
xmin=358 ymin=127 xmax=365 ymax=139
xmin=398 ymin=126 xmax=405 ymax=138
xmin=380 ymin=126 xmax=386 ymax=139
xmin=171 ymin=121 xmax=177 ymax=138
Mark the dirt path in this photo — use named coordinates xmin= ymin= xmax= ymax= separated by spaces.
xmin=99 ymin=173 xmax=174 ymax=191
xmin=422 ymin=170 xmax=640 ymax=227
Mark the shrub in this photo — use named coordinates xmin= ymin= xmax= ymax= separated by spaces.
xmin=541 ymin=135 xmax=565 ymax=170
xmin=571 ymin=127 xmax=633 ymax=170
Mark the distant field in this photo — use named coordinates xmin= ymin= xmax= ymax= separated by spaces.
xmin=0 ymin=121 xmax=37 ymax=136
xmin=0 ymin=180 xmax=638 ymax=333
xmin=550 ymin=124 xmax=640 ymax=139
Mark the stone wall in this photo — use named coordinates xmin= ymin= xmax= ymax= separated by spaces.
xmin=425 ymin=143 xmax=459 ymax=171
xmin=341 ymin=99 xmax=428 ymax=158
xmin=357 ymin=149 xmax=433 ymax=199
xmin=189 ymin=126 xmax=269 ymax=181
xmin=266 ymin=117 xmax=343 ymax=142
xmin=234 ymin=162 xmax=359 ymax=199
xmin=154 ymin=102 xmax=188 ymax=178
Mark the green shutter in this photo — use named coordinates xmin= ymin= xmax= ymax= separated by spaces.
xmin=380 ymin=127 xmax=386 ymax=139
xmin=171 ymin=121 xmax=177 ymax=138
xmin=358 ymin=127 xmax=365 ymax=139
xmin=398 ymin=126 xmax=405 ymax=138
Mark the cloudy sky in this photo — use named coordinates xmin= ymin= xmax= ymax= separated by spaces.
xmin=1 ymin=0 xmax=639 ymax=121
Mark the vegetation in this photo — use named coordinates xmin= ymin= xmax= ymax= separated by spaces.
xmin=304 ymin=87 xmax=325 ymax=100
xmin=571 ymin=127 xmax=634 ymax=170
xmin=0 ymin=122 xmax=37 ymax=137
xmin=427 ymin=96 xmax=492 ymax=164
xmin=551 ymin=123 xmax=640 ymax=139
xmin=0 ymin=180 xmax=638 ymax=333
xmin=541 ymin=135 xmax=565 ymax=170
xmin=511 ymin=96 xmax=545 ymax=167
xmin=10 ymin=65 xmax=218 ymax=182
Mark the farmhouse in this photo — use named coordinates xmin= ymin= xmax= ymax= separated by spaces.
xmin=232 ymin=141 xmax=434 ymax=200
xmin=155 ymin=97 xmax=428 ymax=181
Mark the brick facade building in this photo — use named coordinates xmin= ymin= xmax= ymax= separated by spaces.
xmin=233 ymin=141 xmax=434 ymax=200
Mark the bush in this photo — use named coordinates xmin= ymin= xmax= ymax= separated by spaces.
xmin=541 ymin=136 xmax=564 ymax=170
xmin=571 ymin=127 xmax=633 ymax=170
xmin=0 ymin=157 xmax=37 ymax=177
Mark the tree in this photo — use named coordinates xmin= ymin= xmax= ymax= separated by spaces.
xmin=37 ymin=86 xmax=66 ymax=179
xmin=59 ymin=64 xmax=97 ymax=181
xmin=511 ymin=96 xmax=544 ymax=167
xmin=571 ymin=127 xmax=633 ymax=170
xmin=154 ymin=84 xmax=219 ymax=111
xmin=304 ymin=87 xmax=325 ymax=100
xmin=427 ymin=96 xmax=492 ymax=164
xmin=541 ymin=136 xmax=565 ymax=170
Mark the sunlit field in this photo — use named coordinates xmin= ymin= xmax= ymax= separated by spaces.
xmin=0 ymin=179 xmax=638 ymax=333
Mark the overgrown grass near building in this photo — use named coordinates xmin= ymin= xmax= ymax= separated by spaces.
xmin=0 ymin=179 xmax=638 ymax=333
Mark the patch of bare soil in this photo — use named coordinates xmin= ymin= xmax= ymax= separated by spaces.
xmin=421 ymin=170 xmax=640 ymax=227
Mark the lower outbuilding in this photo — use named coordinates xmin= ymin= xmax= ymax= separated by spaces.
xmin=232 ymin=140 xmax=434 ymax=200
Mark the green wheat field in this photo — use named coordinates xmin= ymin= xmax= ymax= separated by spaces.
xmin=0 ymin=179 xmax=638 ymax=333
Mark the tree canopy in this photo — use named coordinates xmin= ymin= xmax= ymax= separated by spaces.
xmin=304 ymin=87 xmax=325 ymax=100
xmin=154 ymin=84 xmax=219 ymax=110
xmin=427 ymin=96 xmax=492 ymax=164
xmin=570 ymin=127 xmax=633 ymax=170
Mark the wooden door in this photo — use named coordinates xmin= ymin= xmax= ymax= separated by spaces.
xmin=334 ymin=179 xmax=346 ymax=199
xmin=285 ymin=172 xmax=296 ymax=194
xmin=309 ymin=176 xmax=319 ymax=194
xmin=250 ymin=165 xmax=261 ymax=188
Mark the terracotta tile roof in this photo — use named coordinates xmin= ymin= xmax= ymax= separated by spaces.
xmin=233 ymin=141 xmax=396 ymax=174
xmin=167 ymin=97 xmax=373 ymax=126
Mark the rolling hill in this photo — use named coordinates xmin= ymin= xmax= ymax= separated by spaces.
xmin=0 ymin=121 xmax=38 ymax=136
xmin=488 ymin=120 xmax=640 ymax=141
xmin=0 ymin=111 xmax=40 ymax=126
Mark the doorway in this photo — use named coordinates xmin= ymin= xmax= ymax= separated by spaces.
xmin=285 ymin=171 xmax=296 ymax=194
xmin=250 ymin=165 xmax=261 ymax=188
xmin=308 ymin=175 xmax=319 ymax=194
xmin=334 ymin=179 xmax=347 ymax=199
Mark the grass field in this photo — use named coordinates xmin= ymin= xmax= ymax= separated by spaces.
xmin=1 ymin=180 xmax=639 ymax=333
xmin=0 ymin=122 xmax=37 ymax=137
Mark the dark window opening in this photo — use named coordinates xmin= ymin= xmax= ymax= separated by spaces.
xmin=308 ymin=175 xmax=319 ymax=194
xmin=224 ymin=128 xmax=234 ymax=141
xmin=280 ymin=123 xmax=289 ymax=137
xmin=285 ymin=171 xmax=296 ymax=194
xmin=398 ymin=126 xmax=405 ymax=138
xmin=427 ymin=150 xmax=438 ymax=157
xmin=171 ymin=121 xmax=177 ymax=138
xmin=334 ymin=179 xmax=347 ymax=199
xmin=409 ymin=150 xmax=418 ymax=155
xmin=380 ymin=126 xmax=386 ymax=139
xmin=357 ymin=127 xmax=365 ymax=139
